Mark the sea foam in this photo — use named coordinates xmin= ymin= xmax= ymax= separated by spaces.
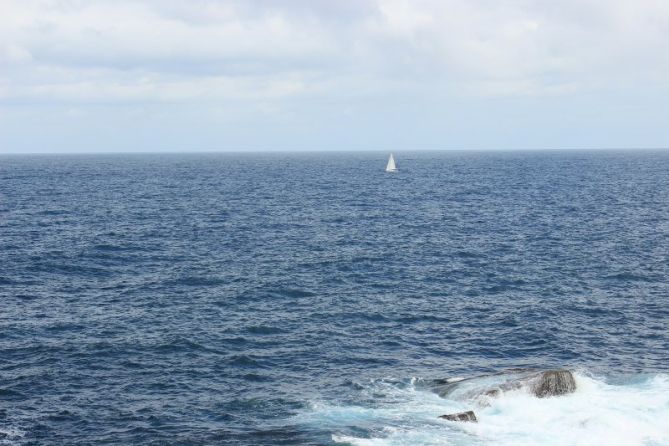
xmin=299 ymin=372 xmax=669 ymax=446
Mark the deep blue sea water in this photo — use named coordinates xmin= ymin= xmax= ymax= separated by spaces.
xmin=1 ymin=151 xmax=669 ymax=445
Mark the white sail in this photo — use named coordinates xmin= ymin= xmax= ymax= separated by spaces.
xmin=385 ymin=153 xmax=397 ymax=172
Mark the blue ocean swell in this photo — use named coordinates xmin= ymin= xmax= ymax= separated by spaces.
xmin=1 ymin=151 xmax=669 ymax=444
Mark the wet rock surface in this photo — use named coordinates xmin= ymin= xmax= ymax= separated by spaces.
xmin=439 ymin=411 xmax=478 ymax=422
xmin=430 ymin=369 xmax=577 ymax=402
xmin=532 ymin=370 xmax=577 ymax=398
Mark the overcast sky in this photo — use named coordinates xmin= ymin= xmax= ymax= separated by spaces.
xmin=1 ymin=0 xmax=669 ymax=153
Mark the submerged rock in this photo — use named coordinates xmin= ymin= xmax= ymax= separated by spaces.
xmin=439 ymin=410 xmax=477 ymax=422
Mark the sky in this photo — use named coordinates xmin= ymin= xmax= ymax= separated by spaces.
xmin=1 ymin=0 xmax=669 ymax=153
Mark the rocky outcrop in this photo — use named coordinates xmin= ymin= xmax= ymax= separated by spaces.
xmin=532 ymin=370 xmax=576 ymax=398
xmin=439 ymin=411 xmax=477 ymax=422
xmin=430 ymin=369 xmax=577 ymax=402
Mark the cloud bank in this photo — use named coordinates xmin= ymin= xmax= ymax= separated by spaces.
xmin=1 ymin=0 xmax=668 ymax=151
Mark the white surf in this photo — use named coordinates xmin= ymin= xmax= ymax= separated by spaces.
xmin=296 ymin=372 xmax=669 ymax=446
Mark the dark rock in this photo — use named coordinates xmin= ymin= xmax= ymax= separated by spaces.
xmin=430 ymin=369 xmax=577 ymax=403
xmin=439 ymin=410 xmax=477 ymax=422
xmin=532 ymin=370 xmax=576 ymax=398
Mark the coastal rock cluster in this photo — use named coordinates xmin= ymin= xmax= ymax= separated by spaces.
xmin=435 ymin=369 xmax=577 ymax=422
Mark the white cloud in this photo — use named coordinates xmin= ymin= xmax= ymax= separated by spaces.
xmin=1 ymin=0 xmax=669 ymax=154
xmin=1 ymin=0 xmax=668 ymax=104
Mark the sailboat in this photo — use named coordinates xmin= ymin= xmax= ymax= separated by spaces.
xmin=385 ymin=153 xmax=398 ymax=172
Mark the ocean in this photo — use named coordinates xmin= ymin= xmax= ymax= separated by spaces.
xmin=1 ymin=150 xmax=668 ymax=445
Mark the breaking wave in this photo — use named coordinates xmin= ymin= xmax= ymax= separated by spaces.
xmin=297 ymin=371 xmax=669 ymax=446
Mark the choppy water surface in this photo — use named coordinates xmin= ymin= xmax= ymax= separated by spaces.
xmin=1 ymin=151 xmax=669 ymax=445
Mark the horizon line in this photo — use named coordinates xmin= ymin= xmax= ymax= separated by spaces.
xmin=2 ymin=147 xmax=669 ymax=156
